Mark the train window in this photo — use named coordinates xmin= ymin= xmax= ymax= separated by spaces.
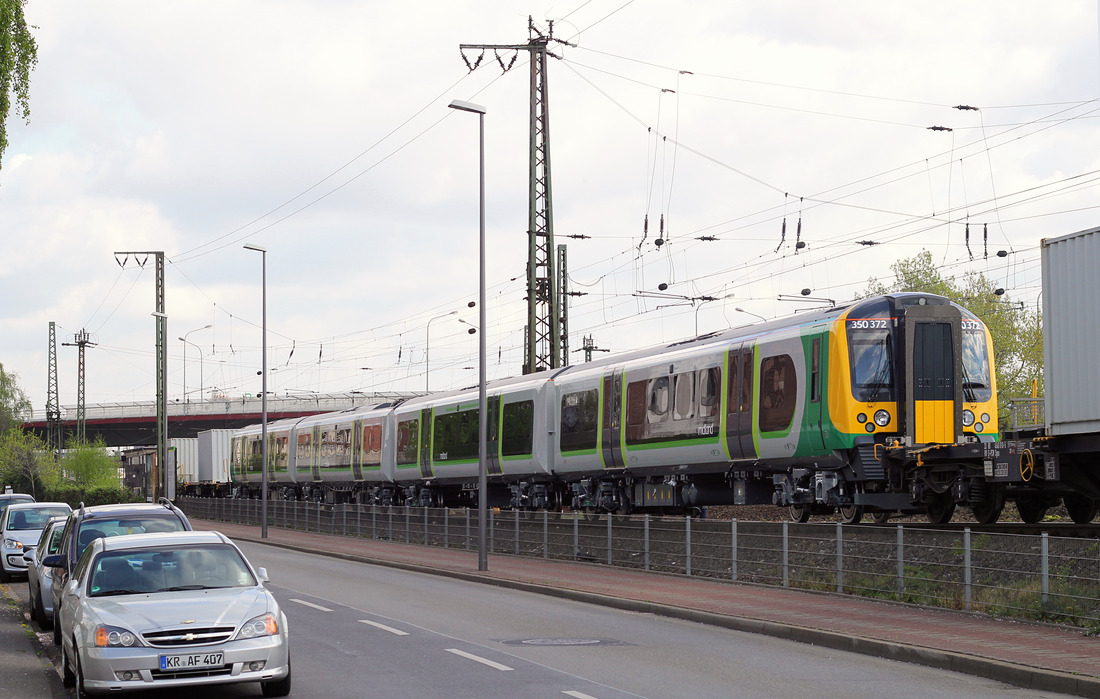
xmin=396 ymin=419 xmax=419 ymax=465
xmin=759 ymin=354 xmax=797 ymax=433
xmin=648 ymin=376 xmax=670 ymax=422
xmin=502 ymin=400 xmax=534 ymax=457
xmin=625 ymin=380 xmax=647 ymax=443
xmin=433 ymin=409 xmax=479 ymax=461
xmin=961 ymin=320 xmax=993 ymax=402
xmin=296 ymin=432 xmax=311 ymax=465
xmin=847 ymin=321 xmax=895 ymax=401
xmin=560 ymin=389 xmax=599 ymax=453
xmin=698 ymin=367 xmax=720 ymax=418
xmin=673 ymin=373 xmax=695 ymax=420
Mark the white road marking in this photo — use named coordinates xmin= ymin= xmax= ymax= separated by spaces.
xmin=445 ymin=648 xmax=514 ymax=671
xmin=358 ymin=619 xmax=409 ymax=636
xmin=290 ymin=598 xmax=333 ymax=612
xmin=563 ymin=692 xmax=601 ymax=699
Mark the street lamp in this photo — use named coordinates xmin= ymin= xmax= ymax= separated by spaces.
xmin=425 ymin=311 xmax=458 ymax=392
xmin=448 ymin=98 xmax=488 ymax=572
xmin=180 ymin=324 xmax=212 ymax=403
xmin=243 ymin=243 xmax=269 ymax=539
xmin=735 ymin=307 xmax=767 ymax=323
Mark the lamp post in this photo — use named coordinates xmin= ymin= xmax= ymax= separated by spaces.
xmin=243 ymin=243 xmax=269 ymax=539
xmin=180 ymin=324 xmax=212 ymax=403
xmin=448 ymin=98 xmax=488 ymax=572
xmin=425 ymin=311 xmax=458 ymax=392
xmin=735 ymin=307 xmax=767 ymax=323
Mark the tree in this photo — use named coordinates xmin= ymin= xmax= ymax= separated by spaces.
xmin=0 ymin=0 xmax=37 ymax=170
xmin=59 ymin=437 xmax=123 ymax=490
xmin=0 ymin=362 xmax=31 ymax=436
xmin=0 ymin=429 xmax=59 ymax=497
xmin=864 ymin=250 xmax=1043 ymax=419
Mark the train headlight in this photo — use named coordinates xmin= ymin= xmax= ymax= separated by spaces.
xmin=974 ymin=422 xmax=985 ymax=433
xmin=873 ymin=410 xmax=890 ymax=427
xmin=981 ymin=413 xmax=990 ymax=424
xmin=856 ymin=413 xmax=867 ymax=424
xmin=865 ymin=423 xmax=875 ymax=433
xmin=962 ymin=410 xmax=975 ymax=427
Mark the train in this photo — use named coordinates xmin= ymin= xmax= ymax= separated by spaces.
xmin=184 ymin=290 xmax=1058 ymax=525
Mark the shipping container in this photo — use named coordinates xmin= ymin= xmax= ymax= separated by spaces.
xmin=197 ymin=429 xmax=234 ymax=484
xmin=169 ymin=438 xmax=199 ymax=482
xmin=1040 ymin=225 xmax=1100 ymax=436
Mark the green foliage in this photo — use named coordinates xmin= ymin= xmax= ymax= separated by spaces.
xmin=0 ymin=429 xmax=60 ymax=497
xmin=59 ymin=436 xmax=123 ymax=490
xmin=0 ymin=362 xmax=32 ymax=436
xmin=864 ymin=250 xmax=1043 ymax=419
xmin=45 ymin=483 xmax=143 ymax=509
xmin=0 ymin=0 xmax=38 ymax=169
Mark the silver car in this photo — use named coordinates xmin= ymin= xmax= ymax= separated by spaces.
xmin=1 ymin=501 xmax=73 ymax=582
xmin=53 ymin=530 xmax=290 ymax=697
xmin=24 ymin=515 xmax=67 ymax=630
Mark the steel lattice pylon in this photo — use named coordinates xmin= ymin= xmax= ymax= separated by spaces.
xmin=46 ymin=322 xmax=61 ymax=454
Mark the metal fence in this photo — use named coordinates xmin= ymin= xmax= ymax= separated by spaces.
xmin=179 ymin=497 xmax=1100 ymax=629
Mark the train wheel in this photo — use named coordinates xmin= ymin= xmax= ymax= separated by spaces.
xmin=788 ymin=505 xmax=811 ymax=523
xmin=838 ymin=505 xmax=863 ymax=524
xmin=971 ymin=494 xmax=1004 ymax=524
xmin=1063 ymin=493 xmax=1098 ymax=524
xmin=1014 ymin=495 xmax=1048 ymax=524
xmin=870 ymin=511 xmax=891 ymax=525
xmin=925 ymin=495 xmax=956 ymax=525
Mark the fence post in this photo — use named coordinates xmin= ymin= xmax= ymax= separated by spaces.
xmin=405 ymin=507 xmax=410 ymax=544
xmin=607 ymin=515 xmax=613 ymax=566
xmin=897 ymin=525 xmax=905 ymax=593
xmin=964 ymin=527 xmax=972 ymax=611
xmin=644 ymin=515 xmax=650 ymax=571
xmin=387 ymin=506 xmax=393 ymax=541
xmin=542 ymin=511 xmax=548 ymax=559
xmin=466 ymin=510 xmax=471 ymax=550
xmin=490 ymin=509 xmax=495 ymax=553
xmin=731 ymin=518 xmax=737 ymax=581
xmin=1041 ymin=532 xmax=1049 ymax=604
xmin=836 ymin=521 xmax=844 ymax=593
xmin=686 ymin=516 xmax=693 ymax=577
xmin=444 ymin=508 xmax=449 ymax=549
xmin=573 ymin=514 xmax=579 ymax=562
xmin=782 ymin=520 xmax=789 ymax=587
xmin=424 ymin=507 xmax=429 ymax=545
xmin=342 ymin=504 xmax=347 ymax=536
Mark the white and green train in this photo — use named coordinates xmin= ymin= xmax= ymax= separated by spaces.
xmin=228 ymin=292 xmax=1009 ymax=523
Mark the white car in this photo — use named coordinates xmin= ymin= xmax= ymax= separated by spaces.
xmin=1 ymin=501 xmax=73 ymax=582
xmin=53 ymin=530 xmax=290 ymax=697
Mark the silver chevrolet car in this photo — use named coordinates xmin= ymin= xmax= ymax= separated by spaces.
xmin=50 ymin=530 xmax=290 ymax=697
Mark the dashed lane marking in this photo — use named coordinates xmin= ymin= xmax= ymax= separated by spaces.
xmin=290 ymin=598 xmax=333 ymax=612
xmin=358 ymin=619 xmax=409 ymax=636
xmin=563 ymin=692 xmax=601 ymax=699
xmin=445 ymin=648 xmax=513 ymax=671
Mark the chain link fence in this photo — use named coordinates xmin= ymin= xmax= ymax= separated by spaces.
xmin=179 ymin=497 xmax=1100 ymax=630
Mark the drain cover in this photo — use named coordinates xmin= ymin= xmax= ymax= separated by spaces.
xmin=500 ymin=638 xmax=629 ymax=647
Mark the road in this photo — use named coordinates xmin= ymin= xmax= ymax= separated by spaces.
xmin=10 ymin=540 xmax=1077 ymax=698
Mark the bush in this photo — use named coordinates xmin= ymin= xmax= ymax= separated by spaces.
xmin=43 ymin=484 xmax=145 ymax=509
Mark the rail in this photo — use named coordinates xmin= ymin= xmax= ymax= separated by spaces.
xmin=178 ymin=497 xmax=1100 ymax=630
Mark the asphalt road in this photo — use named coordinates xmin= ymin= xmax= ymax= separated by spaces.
xmin=9 ymin=540 xmax=1079 ymax=699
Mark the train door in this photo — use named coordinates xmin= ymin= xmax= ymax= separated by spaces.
xmin=725 ymin=345 xmax=757 ymax=459
xmin=903 ymin=305 xmax=962 ymax=445
xmin=418 ymin=408 xmax=434 ymax=478
xmin=804 ymin=335 xmax=828 ymax=452
xmin=310 ymin=426 xmax=322 ymax=481
xmin=351 ymin=419 xmax=364 ymax=481
xmin=487 ymin=396 xmax=503 ymax=475
xmin=600 ymin=370 xmax=624 ymax=469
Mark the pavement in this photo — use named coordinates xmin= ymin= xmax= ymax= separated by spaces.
xmin=4 ymin=518 xmax=1099 ymax=698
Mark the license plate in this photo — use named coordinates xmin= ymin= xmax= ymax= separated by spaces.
xmin=159 ymin=652 xmax=224 ymax=670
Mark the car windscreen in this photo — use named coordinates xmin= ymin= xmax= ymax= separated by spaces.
xmin=6 ymin=507 xmax=71 ymax=531
xmin=89 ymin=544 xmax=257 ymax=596
xmin=76 ymin=517 xmax=187 ymax=559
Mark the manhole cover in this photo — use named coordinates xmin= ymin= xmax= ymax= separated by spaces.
xmin=500 ymin=638 xmax=628 ymax=647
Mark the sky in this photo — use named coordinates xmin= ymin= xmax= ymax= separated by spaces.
xmin=4 ymin=0 xmax=1100 ymax=416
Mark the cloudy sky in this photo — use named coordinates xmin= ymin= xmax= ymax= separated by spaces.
xmin=4 ymin=0 xmax=1099 ymax=415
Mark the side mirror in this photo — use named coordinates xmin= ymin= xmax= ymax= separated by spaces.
xmin=256 ymin=567 xmax=270 ymax=584
xmin=42 ymin=554 xmax=66 ymax=569
xmin=22 ymin=550 xmax=34 ymax=563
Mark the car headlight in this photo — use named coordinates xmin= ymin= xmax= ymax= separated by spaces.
xmin=236 ymin=613 xmax=279 ymax=640
xmin=95 ymin=625 xmax=141 ymax=648
xmin=962 ymin=410 xmax=975 ymax=427
xmin=873 ymin=410 xmax=890 ymax=427
xmin=3 ymin=539 xmax=23 ymax=551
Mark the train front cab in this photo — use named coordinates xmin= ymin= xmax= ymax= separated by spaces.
xmin=831 ymin=293 xmax=998 ymax=523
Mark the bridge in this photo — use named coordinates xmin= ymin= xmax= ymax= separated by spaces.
xmin=22 ymin=392 xmax=418 ymax=447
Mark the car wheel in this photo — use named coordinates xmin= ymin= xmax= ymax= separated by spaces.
xmin=61 ymin=639 xmax=76 ymax=687
xmin=75 ymin=648 xmax=92 ymax=699
xmin=52 ymin=617 xmax=61 ymax=646
xmin=27 ymin=587 xmax=38 ymax=623
xmin=261 ymin=655 xmax=292 ymax=697
xmin=34 ymin=591 xmax=51 ymax=631
xmin=0 ymin=565 xmax=10 ymax=583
